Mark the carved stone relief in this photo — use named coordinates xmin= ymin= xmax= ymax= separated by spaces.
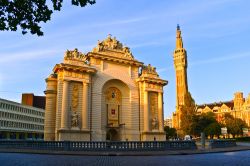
xmin=71 ymin=111 xmax=78 ymax=128
xmin=71 ymin=84 xmax=79 ymax=128
xmin=63 ymin=48 xmax=88 ymax=65
xmin=149 ymin=92 xmax=158 ymax=130
xmin=141 ymin=64 xmax=159 ymax=77
xmin=105 ymin=87 xmax=121 ymax=104
xmin=92 ymin=35 xmax=134 ymax=60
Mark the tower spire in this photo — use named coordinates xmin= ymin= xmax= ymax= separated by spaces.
xmin=172 ymin=25 xmax=196 ymax=133
xmin=173 ymin=24 xmax=188 ymax=107
xmin=176 ymin=24 xmax=183 ymax=49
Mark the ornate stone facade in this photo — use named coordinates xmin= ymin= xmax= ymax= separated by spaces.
xmin=197 ymin=92 xmax=250 ymax=127
xmin=44 ymin=35 xmax=168 ymax=141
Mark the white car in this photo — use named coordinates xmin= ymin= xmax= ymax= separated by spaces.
xmin=184 ymin=135 xmax=192 ymax=140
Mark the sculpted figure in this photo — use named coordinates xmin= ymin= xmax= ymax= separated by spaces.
xmin=71 ymin=112 xmax=78 ymax=127
xmin=112 ymin=37 xmax=118 ymax=49
xmin=73 ymin=48 xmax=78 ymax=58
xmin=79 ymin=53 xmax=84 ymax=59
xmin=64 ymin=50 xmax=72 ymax=59
xmin=97 ymin=40 xmax=104 ymax=51
xmin=151 ymin=117 xmax=158 ymax=130
xmin=151 ymin=66 xmax=156 ymax=73
xmin=123 ymin=47 xmax=134 ymax=59
xmin=65 ymin=50 xmax=70 ymax=57
xmin=106 ymin=34 xmax=112 ymax=48
xmin=147 ymin=64 xmax=153 ymax=73
xmin=123 ymin=46 xmax=129 ymax=53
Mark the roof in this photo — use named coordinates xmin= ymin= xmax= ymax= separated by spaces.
xmin=197 ymin=100 xmax=234 ymax=110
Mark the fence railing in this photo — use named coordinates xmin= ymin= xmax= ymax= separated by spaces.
xmin=0 ymin=140 xmax=197 ymax=151
xmin=208 ymin=139 xmax=236 ymax=149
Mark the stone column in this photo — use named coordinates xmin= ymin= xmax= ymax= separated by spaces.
xmin=144 ymin=86 xmax=149 ymax=132
xmin=44 ymin=76 xmax=57 ymax=141
xmin=158 ymin=92 xmax=164 ymax=131
xmin=61 ymin=80 xmax=69 ymax=130
xmin=44 ymin=92 xmax=57 ymax=140
xmin=82 ymin=82 xmax=89 ymax=130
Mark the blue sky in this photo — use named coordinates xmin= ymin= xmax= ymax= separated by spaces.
xmin=0 ymin=0 xmax=250 ymax=118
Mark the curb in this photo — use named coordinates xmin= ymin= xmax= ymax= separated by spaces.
xmin=0 ymin=146 xmax=250 ymax=156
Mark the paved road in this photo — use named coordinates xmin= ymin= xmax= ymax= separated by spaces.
xmin=0 ymin=150 xmax=250 ymax=166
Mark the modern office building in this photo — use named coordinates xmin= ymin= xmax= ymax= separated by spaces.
xmin=0 ymin=98 xmax=45 ymax=139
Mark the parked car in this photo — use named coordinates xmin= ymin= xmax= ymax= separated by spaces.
xmin=184 ymin=135 xmax=192 ymax=140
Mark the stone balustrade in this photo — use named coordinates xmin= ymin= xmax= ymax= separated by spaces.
xmin=208 ymin=139 xmax=236 ymax=149
xmin=0 ymin=140 xmax=197 ymax=151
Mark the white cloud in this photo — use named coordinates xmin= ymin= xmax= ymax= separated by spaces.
xmin=0 ymin=43 xmax=95 ymax=64
xmin=157 ymin=66 xmax=174 ymax=74
xmin=0 ymin=50 xmax=62 ymax=63
xmin=157 ymin=51 xmax=250 ymax=73
xmin=190 ymin=51 xmax=250 ymax=66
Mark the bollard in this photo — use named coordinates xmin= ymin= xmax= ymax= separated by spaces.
xmin=201 ymin=132 xmax=205 ymax=150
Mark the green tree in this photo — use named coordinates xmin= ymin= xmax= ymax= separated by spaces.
xmin=222 ymin=113 xmax=248 ymax=138
xmin=164 ymin=126 xmax=177 ymax=139
xmin=204 ymin=122 xmax=221 ymax=138
xmin=190 ymin=112 xmax=217 ymax=137
xmin=199 ymin=112 xmax=217 ymax=130
xmin=225 ymin=118 xmax=247 ymax=138
xmin=190 ymin=114 xmax=201 ymax=136
xmin=0 ymin=0 xmax=96 ymax=36
xmin=180 ymin=92 xmax=196 ymax=135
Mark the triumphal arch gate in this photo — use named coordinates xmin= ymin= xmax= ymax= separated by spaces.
xmin=44 ymin=35 xmax=168 ymax=141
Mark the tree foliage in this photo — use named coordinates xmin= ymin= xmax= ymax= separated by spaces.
xmin=222 ymin=113 xmax=248 ymax=138
xmin=187 ymin=112 xmax=248 ymax=138
xmin=164 ymin=126 xmax=177 ymax=139
xmin=190 ymin=112 xmax=219 ymax=137
xmin=204 ymin=122 xmax=221 ymax=138
xmin=180 ymin=92 xmax=196 ymax=135
xmin=0 ymin=0 xmax=96 ymax=36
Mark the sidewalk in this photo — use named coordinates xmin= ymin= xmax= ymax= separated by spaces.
xmin=0 ymin=144 xmax=250 ymax=156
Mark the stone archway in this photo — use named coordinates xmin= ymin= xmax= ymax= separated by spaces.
xmin=106 ymin=128 xmax=119 ymax=141
xmin=102 ymin=79 xmax=130 ymax=141
xmin=105 ymin=87 xmax=121 ymax=128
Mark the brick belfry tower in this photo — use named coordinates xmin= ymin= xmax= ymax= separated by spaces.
xmin=172 ymin=25 xmax=195 ymax=132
